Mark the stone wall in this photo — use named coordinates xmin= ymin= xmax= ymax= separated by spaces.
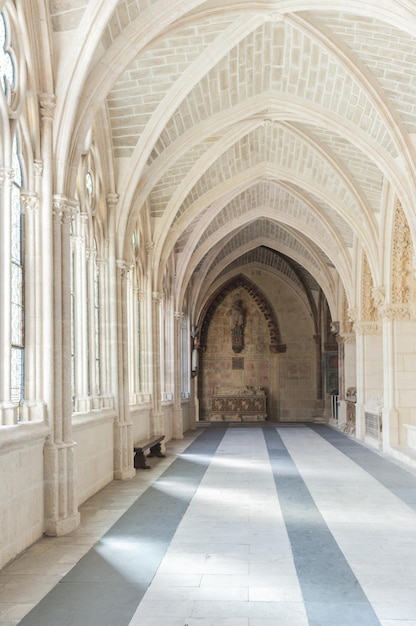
xmin=199 ymin=272 xmax=318 ymax=421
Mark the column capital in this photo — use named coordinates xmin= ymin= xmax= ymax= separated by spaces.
xmin=34 ymin=160 xmax=43 ymax=178
xmin=106 ymin=193 xmax=119 ymax=209
xmin=116 ymin=259 xmax=132 ymax=276
xmin=39 ymin=93 xmax=56 ymax=121
xmin=53 ymin=196 xmax=78 ymax=223
xmin=0 ymin=167 xmax=14 ymax=188
xmin=20 ymin=191 xmax=39 ymax=214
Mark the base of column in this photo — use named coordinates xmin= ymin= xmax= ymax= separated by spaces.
xmin=0 ymin=402 xmax=18 ymax=425
xmin=44 ymin=511 xmax=80 ymax=537
xmin=114 ymin=467 xmax=136 ymax=480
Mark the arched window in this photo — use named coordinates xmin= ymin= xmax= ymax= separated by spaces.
xmin=0 ymin=12 xmax=14 ymax=100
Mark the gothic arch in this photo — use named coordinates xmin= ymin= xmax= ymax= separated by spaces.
xmin=198 ymin=274 xmax=286 ymax=354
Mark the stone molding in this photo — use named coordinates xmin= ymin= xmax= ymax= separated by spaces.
xmin=353 ymin=320 xmax=381 ymax=335
xmin=379 ymin=303 xmax=416 ymax=321
xmin=338 ymin=332 xmax=356 ymax=345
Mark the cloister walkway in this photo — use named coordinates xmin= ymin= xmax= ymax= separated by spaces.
xmin=1 ymin=423 xmax=416 ymax=626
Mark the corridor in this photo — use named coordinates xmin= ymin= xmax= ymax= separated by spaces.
xmin=1 ymin=423 xmax=416 ymax=626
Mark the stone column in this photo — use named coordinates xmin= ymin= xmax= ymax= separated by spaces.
xmin=151 ymin=291 xmax=165 ymax=436
xmin=0 ymin=168 xmax=17 ymax=424
xmin=353 ymin=320 xmax=382 ymax=442
xmin=20 ymin=191 xmax=45 ymax=421
xmin=172 ymin=311 xmax=184 ymax=438
xmin=337 ymin=332 xmax=356 ymax=429
xmin=72 ymin=209 xmax=91 ymax=413
xmin=43 ymin=196 xmax=80 ymax=535
xmin=97 ymin=249 xmax=112 ymax=408
xmin=113 ymin=260 xmax=135 ymax=480
xmin=378 ymin=303 xmax=416 ymax=449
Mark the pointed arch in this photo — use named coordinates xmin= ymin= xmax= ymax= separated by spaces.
xmin=198 ymin=274 xmax=286 ymax=354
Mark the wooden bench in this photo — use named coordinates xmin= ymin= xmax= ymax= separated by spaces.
xmin=134 ymin=435 xmax=165 ymax=470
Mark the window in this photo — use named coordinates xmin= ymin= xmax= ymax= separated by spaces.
xmin=0 ymin=12 xmax=14 ymax=101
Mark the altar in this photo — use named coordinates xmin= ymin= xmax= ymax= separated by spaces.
xmin=209 ymin=386 xmax=267 ymax=422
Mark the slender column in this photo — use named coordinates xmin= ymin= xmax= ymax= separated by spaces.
xmin=34 ymin=161 xmax=44 ymax=402
xmin=97 ymin=251 xmax=112 ymax=407
xmin=113 ymin=260 xmax=135 ymax=480
xmin=39 ymin=94 xmax=55 ymax=429
xmin=86 ymin=247 xmax=98 ymax=406
xmin=0 ymin=168 xmax=17 ymax=423
xmin=151 ymin=291 xmax=164 ymax=436
xmin=20 ymin=191 xmax=45 ymax=421
xmin=172 ymin=311 xmax=184 ymax=438
xmin=72 ymin=210 xmax=90 ymax=412
xmin=44 ymin=196 xmax=80 ymax=535
xmin=337 ymin=332 xmax=356 ymax=429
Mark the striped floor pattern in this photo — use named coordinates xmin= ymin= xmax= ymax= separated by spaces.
xmin=4 ymin=423 xmax=416 ymax=626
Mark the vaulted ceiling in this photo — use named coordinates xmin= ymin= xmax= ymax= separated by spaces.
xmin=49 ymin=1 xmax=416 ymax=316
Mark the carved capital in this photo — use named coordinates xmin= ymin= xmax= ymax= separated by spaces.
xmin=0 ymin=167 xmax=14 ymax=188
xmin=347 ymin=307 xmax=359 ymax=323
xmin=372 ymin=286 xmax=385 ymax=307
xmin=53 ymin=196 xmax=77 ymax=223
xmin=338 ymin=332 xmax=356 ymax=345
xmin=20 ymin=191 xmax=38 ymax=214
xmin=39 ymin=93 xmax=56 ymax=121
xmin=152 ymin=291 xmax=163 ymax=303
xmin=116 ymin=259 xmax=132 ymax=277
xmin=34 ymin=160 xmax=43 ymax=178
xmin=146 ymin=241 xmax=154 ymax=255
xmin=106 ymin=193 xmax=119 ymax=209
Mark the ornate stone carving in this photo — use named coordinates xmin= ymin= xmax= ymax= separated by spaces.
xmin=347 ymin=307 xmax=358 ymax=323
xmin=34 ymin=160 xmax=43 ymax=178
xmin=361 ymin=255 xmax=377 ymax=321
xmin=0 ymin=167 xmax=14 ymax=188
xmin=39 ymin=93 xmax=56 ymax=120
xmin=379 ymin=303 xmax=416 ymax=321
xmin=372 ymin=286 xmax=385 ymax=307
xmin=106 ymin=193 xmax=119 ymax=210
xmin=20 ymin=191 xmax=38 ymax=214
xmin=392 ymin=199 xmax=413 ymax=303
xmin=338 ymin=332 xmax=356 ymax=345
xmin=353 ymin=320 xmax=381 ymax=335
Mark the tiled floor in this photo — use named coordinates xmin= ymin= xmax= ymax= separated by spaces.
xmin=2 ymin=423 xmax=416 ymax=625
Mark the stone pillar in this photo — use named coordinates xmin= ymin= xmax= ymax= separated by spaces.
xmin=378 ymin=304 xmax=416 ymax=449
xmin=44 ymin=196 xmax=80 ymax=536
xmin=72 ymin=209 xmax=91 ymax=413
xmin=337 ymin=332 xmax=356 ymax=428
xmin=97 ymin=248 xmax=112 ymax=408
xmin=0 ymin=167 xmax=17 ymax=424
xmin=172 ymin=311 xmax=184 ymax=438
xmin=113 ymin=260 xmax=135 ymax=480
xmin=353 ymin=320 xmax=382 ymax=442
xmin=20 ymin=191 xmax=45 ymax=421
xmin=151 ymin=291 xmax=164 ymax=436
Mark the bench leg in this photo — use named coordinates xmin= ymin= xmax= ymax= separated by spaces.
xmin=148 ymin=443 xmax=166 ymax=458
xmin=134 ymin=449 xmax=151 ymax=470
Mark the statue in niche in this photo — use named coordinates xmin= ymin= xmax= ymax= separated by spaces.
xmin=231 ymin=299 xmax=244 ymax=353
